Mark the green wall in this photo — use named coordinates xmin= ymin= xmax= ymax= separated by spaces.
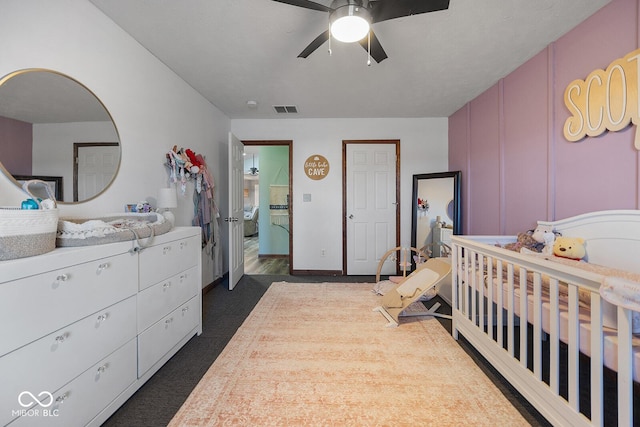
xmin=258 ymin=145 xmax=289 ymax=255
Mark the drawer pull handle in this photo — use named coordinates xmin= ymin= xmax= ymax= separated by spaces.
xmin=97 ymin=262 xmax=110 ymax=273
xmin=182 ymin=306 xmax=189 ymax=313
xmin=56 ymin=273 xmax=69 ymax=282
xmin=97 ymin=313 xmax=109 ymax=323
xmin=97 ymin=364 xmax=108 ymax=374
xmin=55 ymin=334 xmax=66 ymax=344
xmin=55 ymin=392 xmax=69 ymax=404
xmin=165 ymin=317 xmax=174 ymax=324
xmin=180 ymin=241 xmax=187 ymax=249
xmin=163 ymin=282 xmax=172 ymax=290
xmin=163 ymin=246 xmax=172 ymax=255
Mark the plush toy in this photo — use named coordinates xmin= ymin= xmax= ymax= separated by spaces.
xmin=502 ymin=231 xmax=540 ymax=253
xmin=185 ymin=149 xmax=202 ymax=170
xmin=540 ymin=231 xmax=557 ymax=255
xmin=553 ymin=236 xmax=586 ymax=261
xmin=531 ymin=224 xmax=559 ymax=255
xmin=176 ymin=148 xmax=195 ymax=173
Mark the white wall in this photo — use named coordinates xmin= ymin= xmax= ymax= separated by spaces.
xmin=231 ymin=118 xmax=448 ymax=272
xmin=0 ymin=0 xmax=230 ymax=286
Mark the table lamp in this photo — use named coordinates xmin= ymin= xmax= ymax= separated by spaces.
xmin=157 ymin=187 xmax=178 ymax=226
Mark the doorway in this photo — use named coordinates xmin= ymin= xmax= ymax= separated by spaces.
xmin=243 ymin=140 xmax=292 ymax=275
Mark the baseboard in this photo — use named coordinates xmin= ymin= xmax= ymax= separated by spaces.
xmin=203 ymin=273 xmax=227 ymax=294
xmin=290 ymin=269 xmax=344 ymax=276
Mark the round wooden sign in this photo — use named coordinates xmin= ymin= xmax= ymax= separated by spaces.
xmin=304 ymin=154 xmax=330 ymax=180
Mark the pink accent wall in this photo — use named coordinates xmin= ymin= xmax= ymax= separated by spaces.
xmin=468 ymin=85 xmax=501 ymax=235
xmin=449 ymin=0 xmax=640 ymax=235
xmin=0 ymin=116 xmax=32 ymax=175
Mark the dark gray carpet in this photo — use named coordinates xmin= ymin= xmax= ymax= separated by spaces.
xmin=102 ymin=274 xmax=549 ymax=426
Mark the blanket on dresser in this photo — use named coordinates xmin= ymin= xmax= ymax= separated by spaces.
xmin=56 ymin=213 xmax=172 ymax=247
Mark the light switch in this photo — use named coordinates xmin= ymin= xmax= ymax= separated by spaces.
xmin=303 ymin=193 xmax=311 ymax=202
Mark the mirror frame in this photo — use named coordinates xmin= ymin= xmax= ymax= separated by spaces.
xmin=0 ymin=68 xmax=121 ymax=204
xmin=410 ymin=171 xmax=462 ymax=254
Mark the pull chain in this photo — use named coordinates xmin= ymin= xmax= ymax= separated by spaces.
xmin=367 ymin=32 xmax=371 ymax=66
xmin=328 ymin=23 xmax=332 ymax=56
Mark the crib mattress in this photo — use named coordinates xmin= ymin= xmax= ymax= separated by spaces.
xmin=474 ymin=271 xmax=640 ymax=382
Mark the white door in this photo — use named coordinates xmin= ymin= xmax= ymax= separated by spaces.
xmin=76 ymin=144 xmax=119 ymax=201
xmin=346 ymin=143 xmax=397 ymax=275
xmin=227 ymin=133 xmax=244 ymax=290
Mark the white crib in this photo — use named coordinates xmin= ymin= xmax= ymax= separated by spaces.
xmin=451 ymin=210 xmax=640 ymax=426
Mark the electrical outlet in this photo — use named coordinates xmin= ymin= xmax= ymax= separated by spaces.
xmin=321 ymin=249 xmax=326 ymax=257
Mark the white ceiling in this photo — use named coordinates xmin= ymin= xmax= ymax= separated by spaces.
xmin=89 ymin=0 xmax=610 ymax=119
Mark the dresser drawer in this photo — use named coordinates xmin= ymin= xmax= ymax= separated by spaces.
xmin=137 ymin=296 xmax=199 ymax=376
xmin=8 ymin=338 xmax=137 ymax=427
xmin=0 ymin=296 xmax=136 ymax=427
xmin=139 ymin=236 xmax=198 ymax=291
xmin=138 ymin=266 xmax=198 ymax=332
xmin=0 ymin=252 xmax=137 ymax=357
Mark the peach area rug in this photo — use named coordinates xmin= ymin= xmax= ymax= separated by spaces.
xmin=169 ymin=282 xmax=529 ymax=426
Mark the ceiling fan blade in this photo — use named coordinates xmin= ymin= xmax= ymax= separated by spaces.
xmin=298 ymin=30 xmax=330 ymax=58
xmin=358 ymin=30 xmax=388 ymax=63
xmin=369 ymin=0 xmax=450 ymax=23
xmin=272 ymin=0 xmax=332 ymax=12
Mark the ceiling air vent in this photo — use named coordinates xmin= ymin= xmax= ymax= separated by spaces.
xmin=273 ymin=105 xmax=298 ymax=114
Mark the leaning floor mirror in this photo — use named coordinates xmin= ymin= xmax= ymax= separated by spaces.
xmin=411 ymin=171 xmax=461 ymax=260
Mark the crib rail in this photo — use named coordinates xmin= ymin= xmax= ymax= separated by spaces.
xmin=451 ymin=235 xmax=636 ymax=427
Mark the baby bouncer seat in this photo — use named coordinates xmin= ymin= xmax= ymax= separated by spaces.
xmin=374 ymin=257 xmax=452 ymax=327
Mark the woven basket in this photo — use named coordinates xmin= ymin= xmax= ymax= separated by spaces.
xmin=0 ymin=180 xmax=59 ymax=261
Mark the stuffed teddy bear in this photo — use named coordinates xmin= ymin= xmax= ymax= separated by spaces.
xmin=502 ymin=231 xmax=540 ymax=253
xmin=553 ymin=236 xmax=586 ymax=261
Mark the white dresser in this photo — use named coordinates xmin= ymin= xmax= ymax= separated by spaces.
xmin=0 ymin=227 xmax=202 ymax=427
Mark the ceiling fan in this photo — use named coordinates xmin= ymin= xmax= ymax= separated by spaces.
xmin=273 ymin=0 xmax=450 ymax=63
xmin=249 ymin=154 xmax=259 ymax=175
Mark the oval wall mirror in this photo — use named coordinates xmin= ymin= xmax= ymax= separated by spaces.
xmin=0 ymin=69 xmax=120 ymax=203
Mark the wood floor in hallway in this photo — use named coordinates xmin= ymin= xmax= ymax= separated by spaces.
xmin=244 ymin=234 xmax=289 ymax=275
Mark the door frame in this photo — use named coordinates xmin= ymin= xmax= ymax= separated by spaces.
xmin=342 ymin=140 xmax=401 ymax=275
xmin=242 ymin=140 xmax=293 ymax=274
xmin=73 ymin=142 xmax=119 ymax=202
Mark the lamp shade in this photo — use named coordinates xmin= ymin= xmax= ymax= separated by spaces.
xmin=157 ymin=187 xmax=177 ymax=209
xmin=330 ymin=4 xmax=371 ymax=43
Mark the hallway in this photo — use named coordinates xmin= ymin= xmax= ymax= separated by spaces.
xmin=244 ymin=235 xmax=289 ymax=275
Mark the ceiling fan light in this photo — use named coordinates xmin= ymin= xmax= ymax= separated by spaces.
xmin=330 ymin=5 xmax=370 ymax=43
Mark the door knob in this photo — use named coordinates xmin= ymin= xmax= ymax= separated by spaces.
xmin=348 ymin=214 xmax=354 ymax=219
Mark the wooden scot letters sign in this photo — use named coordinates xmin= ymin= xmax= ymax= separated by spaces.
xmin=564 ymin=48 xmax=640 ymax=149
